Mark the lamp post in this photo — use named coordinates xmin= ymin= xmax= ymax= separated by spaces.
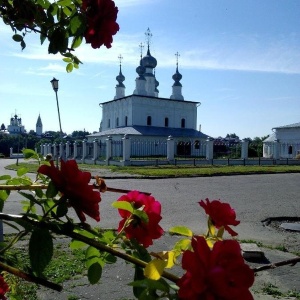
xmin=50 ymin=77 xmax=63 ymax=139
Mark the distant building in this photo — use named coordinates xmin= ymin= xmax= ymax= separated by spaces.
xmin=263 ymin=122 xmax=300 ymax=158
xmin=6 ymin=113 xmax=43 ymax=136
xmin=36 ymin=114 xmax=43 ymax=137
xmin=7 ymin=114 xmax=25 ymax=135
xmin=88 ymin=29 xmax=209 ymax=156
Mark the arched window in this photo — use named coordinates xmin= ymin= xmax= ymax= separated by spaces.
xmin=108 ymin=119 xmax=110 ymax=128
xmin=125 ymin=116 xmax=128 ymax=126
xmin=288 ymin=145 xmax=293 ymax=155
xmin=165 ymin=117 xmax=169 ymax=127
xmin=116 ymin=117 xmax=119 ymax=127
xmin=194 ymin=140 xmax=200 ymax=149
xmin=181 ymin=118 xmax=185 ymax=128
xmin=147 ymin=116 xmax=152 ymax=126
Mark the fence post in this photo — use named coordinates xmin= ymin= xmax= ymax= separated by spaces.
xmin=52 ymin=143 xmax=57 ymax=158
xmin=206 ymin=138 xmax=214 ymax=160
xmin=106 ymin=136 xmax=112 ymax=164
xmin=241 ymin=139 xmax=249 ymax=159
xmin=167 ymin=135 xmax=175 ymax=161
xmin=59 ymin=142 xmax=64 ymax=159
xmin=40 ymin=144 xmax=43 ymax=155
xmin=93 ymin=139 xmax=98 ymax=161
xmin=9 ymin=147 xmax=13 ymax=158
xmin=122 ymin=134 xmax=131 ymax=162
xmin=47 ymin=143 xmax=52 ymax=155
xmin=273 ymin=139 xmax=280 ymax=160
xmin=43 ymin=144 xmax=47 ymax=156
xmin=73 ymin=141 xmax=78 ymax=159
xmin=82 ymin=139 xmax=87 ymax=161
xmin=65 ymin=141 xmax=70 ymax=159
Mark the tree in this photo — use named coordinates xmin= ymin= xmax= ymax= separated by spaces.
xmin=0 ymin=0 xmax=119 ymax=72
xmin=0 ymin=123 xmax=6 ymax=131
xmin=248 ymin=135 xmax=269 ymax=158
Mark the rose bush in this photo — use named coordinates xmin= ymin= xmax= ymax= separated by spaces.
xmin=0 ymin=154 xmax=258 ymax=299
xmin=0 ymin=0 xmax=120 ymax=71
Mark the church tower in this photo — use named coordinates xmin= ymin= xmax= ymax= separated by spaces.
xmin=114 ymin=55 xmax=126 ymax=100
xmin=170 ymin=52 xmax=184 ymax=100
xmin=36 ymin=114 xmax=43 ymax=137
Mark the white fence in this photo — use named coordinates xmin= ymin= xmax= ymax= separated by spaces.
xmin=34 ymin=136 xmax=300 ymax=166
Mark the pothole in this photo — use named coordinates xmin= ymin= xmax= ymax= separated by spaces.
xmin=262 ymin=217 xmax=300 ymax=233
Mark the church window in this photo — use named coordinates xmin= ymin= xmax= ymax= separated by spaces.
xmin=288 ymin=145 xmax=293 ymax=155
xmin=181 ymin=118 xmax=185 ymax=128
xmin=116 ymin=117 xmax=119 ymax=127
xmin=125 ymin=116 xmax=128 ymax=126
xmin=165 ymin=117 xmax=169 ymax=127
xmin=194 ymin=140 xmax=200 ymax=149
xmin=108 ymin=119 xmax=110 ymax=128
xmin=147 ymin=116 xmax=152 ymax=126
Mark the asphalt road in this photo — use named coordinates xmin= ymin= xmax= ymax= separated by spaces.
xmin=1 ymin=158 xmax=299 ymax=299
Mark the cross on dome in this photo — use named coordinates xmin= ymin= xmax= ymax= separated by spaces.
xmin=145 ymin=28 xmax=152 ymax=49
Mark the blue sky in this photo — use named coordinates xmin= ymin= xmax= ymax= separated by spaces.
xmin=1 ymin=0 xmax=299 ymax=139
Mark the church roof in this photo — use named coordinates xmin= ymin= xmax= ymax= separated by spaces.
xmin=88 ymin=126 xmax=209 ymax=139
xmin=101 ymin=94 xmax=199 ymax=105
xmin=272 ymin=122 xmax=300 ymax=129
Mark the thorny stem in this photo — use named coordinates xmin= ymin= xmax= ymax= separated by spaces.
xmin=0 ymin=261 xmax=62 ymax=292
xmin=252 ymin=256 xmax=300 ymax=273
xmin=0 ymin=213 xmax=180 ymax=284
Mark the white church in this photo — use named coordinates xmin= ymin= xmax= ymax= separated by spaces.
xmin=87 ymin=29 xmax=209 ymax=156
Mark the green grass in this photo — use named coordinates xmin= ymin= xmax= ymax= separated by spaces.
xmin=4 ymin=240 xmax=86 ymax=299
xmin=4 ymin=161 xmax=300 ymax=177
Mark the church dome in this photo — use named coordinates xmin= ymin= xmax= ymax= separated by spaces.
xmin=142 ymin=48 xmax=157 ymax=69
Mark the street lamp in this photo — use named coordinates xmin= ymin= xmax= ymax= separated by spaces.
xmin=50 ymin=77 xmax=63 ymax=138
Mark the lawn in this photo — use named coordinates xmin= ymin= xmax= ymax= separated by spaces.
xmin=4 ymin=161 xmax=300 ymax=177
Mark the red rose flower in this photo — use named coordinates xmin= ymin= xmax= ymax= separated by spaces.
xmin=178 ymin=236 xmax=254 ymax=300
xmin=0 ymin=275 xmax=9 ymax=300
xmin=199 ymin=199 xmax=240 ymax=236
xmin=117 ymin=191 xmax=164 ymax=248
xmin=38 ymin=160 xmax=101 ymax=223
xmin=82 ymin=0 xmax=119 ymax=49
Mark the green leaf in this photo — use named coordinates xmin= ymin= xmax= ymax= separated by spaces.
xmin=71 ymin=35 xmax=82 ymax=49
xmin=66 ymin=62 xmax=73 ymax=73
xmin=35 ymin=188 xmax=44 ymax=199
xmin=0 ymin=190 xmax=9 ymax=202
xmin=17 ymin=167 xmax=28 ymax=177
xmin=0 ymin=175 xmax=11 ymax=181
xmin=70 ymin=15 xmax=85 ymax=35
xmin=133 ymin=266 xmax=146 ymax=298
xmin=133 ymin=209 xmax=149 ymax=223
xmin=169 ymin=226 xmax=193 ymax=237
xmin=56 ymin=200 xmax=68 ymax=217
xmin=46 ymin=181 xmax=58 ymax=198
xmin=103 ymin=252 xmax=117 ymax=264
xmin=57 ymin=0 xmax=72 ymax=6
xmin=22 ymin=148 xmax=39 ymax=160
xmin=12 ymin=34 xmax=23 ymax=42
xmin=173 ymin=238 xmax=191 ymax=252
xmin=87 ymin=262 xmax=102 ymax=284
xmin=112 ymin=201 xmax=134 ymax=213
xmin=63 ymin=57 xmax=72 ymax=62
xmin=86 ymin=246 xmax=100 ymax=260
xmin=29 ymin=228 xmax=53 ymax=276
xmin=130 ymin=278 xmax=170 ymax=293
xmin=70 ymin=239 xmax=87 ymax=250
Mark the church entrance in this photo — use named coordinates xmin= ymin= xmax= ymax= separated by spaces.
xmin=177 ymin=141 xmax=191 ymax=156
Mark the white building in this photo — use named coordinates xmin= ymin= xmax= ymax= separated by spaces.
xmin=263 ymin=122 xmax=300 ymax=158
xmin=7 ymin=114 xmax=25 ymax=134
xmin=88 ymin=30 xmax=209 ymax=156
xmin=36 ymin=114 xmax=43 ymax=137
